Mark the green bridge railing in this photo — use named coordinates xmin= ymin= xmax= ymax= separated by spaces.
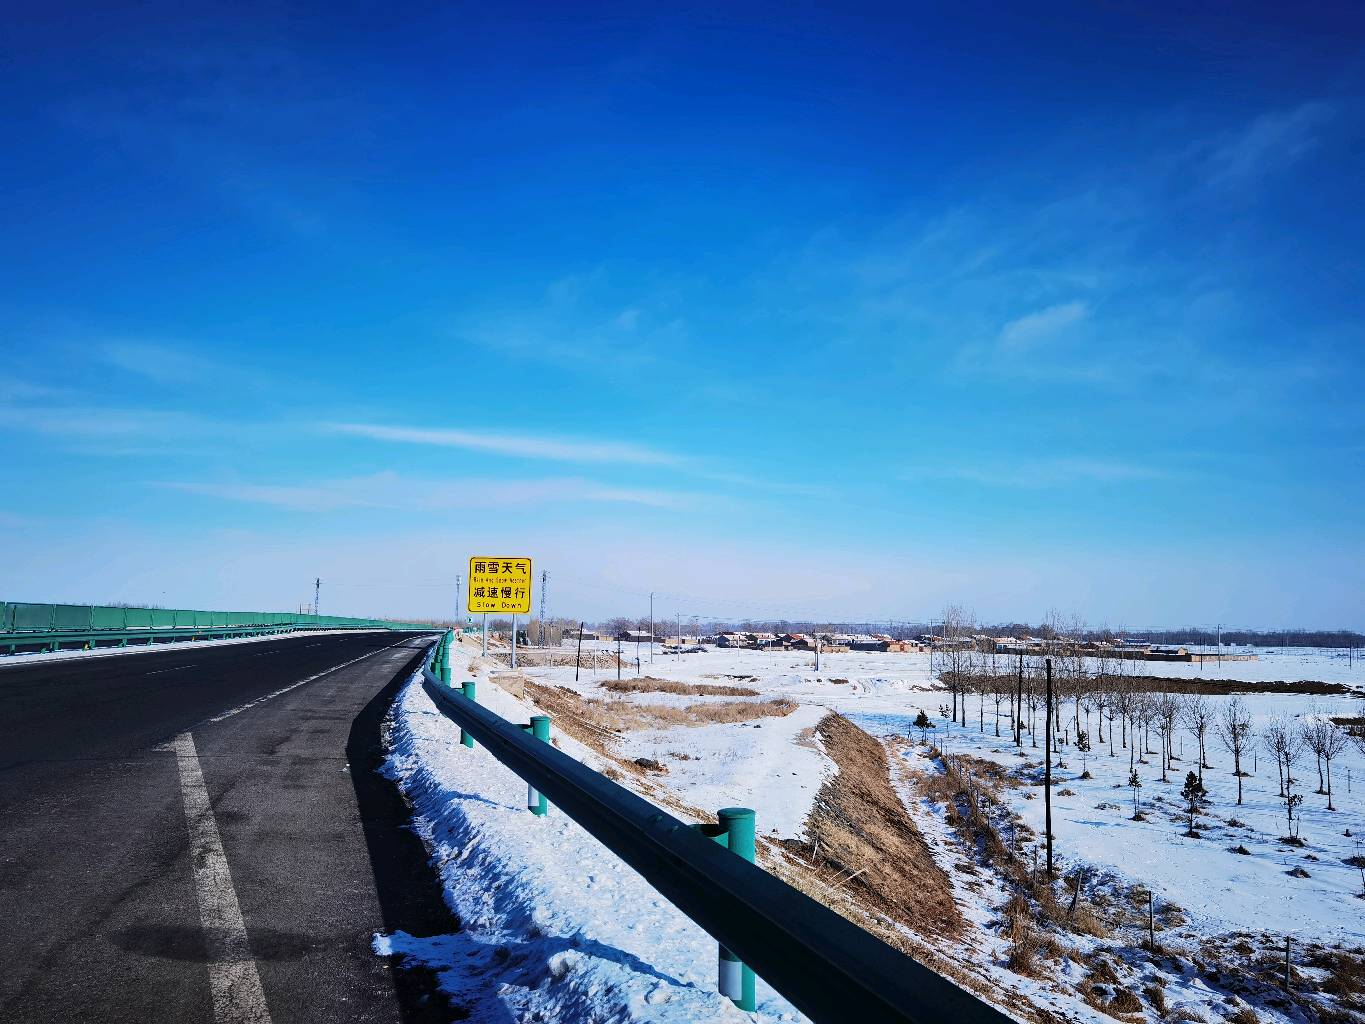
xmin=0 ymin=601 xmax=433 ymax=655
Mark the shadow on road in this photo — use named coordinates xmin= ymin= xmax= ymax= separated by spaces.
xmin=347 ymin=649 xmax=465 ymax=1022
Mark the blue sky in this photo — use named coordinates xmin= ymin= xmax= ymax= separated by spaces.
xmin=3 ymin=2 xmax=1362 ymax=627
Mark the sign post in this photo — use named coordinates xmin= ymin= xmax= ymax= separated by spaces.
xmin=467 ymin=556 xmax=533 ymax=666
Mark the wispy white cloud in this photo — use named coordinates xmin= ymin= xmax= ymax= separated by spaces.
xmin=452 ymin=268 xmax=692 ymax=375
xmin=915 ymin=457 xmax=1168 ymax=488
xmin=96 ymin=341 xmax=226 ymax=383
xmin=1204 ymin=101 xmax=1337 ymax=186
xmin=0 ymin=381 xmax=74 ymax=402
xmin=326 ymin=422 xmax=681 ymax=466
xmin=162 ymin=472 xmax=692 ymax=511
xmin=997 ymin=300 xmax=1090 ymax=352
xmin=0 ymin=403 xmax=204 ymax=438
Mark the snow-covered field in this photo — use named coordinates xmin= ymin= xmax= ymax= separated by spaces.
xmin=388 ymin=640 xmax=1365 ymax=1022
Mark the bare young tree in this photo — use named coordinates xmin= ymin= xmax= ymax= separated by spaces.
xmin=1024 ymin=658 xmax=1042 ymax=749
xmin=1301 ymin=717 xmax=1350 ymax=811
xmin=1132 ymin=693 xmax=1155 ymax=768
xmin=933 ymin=605 xmax=974 ymax=726
xmin=1155 ymin=693 xmax=1181 ymax=783
xmin=1215 ymin=696 xmax=1254 ymax=805
xmin=1181 ymin=695 xmax=1214 ymax=783
xmin=1261 ymin=717 xmax=1303 ymax=798
xmin=1111 ymin=681 xmax=1136 ymax=760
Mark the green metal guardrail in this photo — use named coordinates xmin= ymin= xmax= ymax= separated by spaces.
xmin=0 ymin=601 xmax=431 ymax=655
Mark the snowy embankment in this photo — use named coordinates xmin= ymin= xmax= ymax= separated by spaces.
xmin=379 ymin=653 xmax=804 ymax=1022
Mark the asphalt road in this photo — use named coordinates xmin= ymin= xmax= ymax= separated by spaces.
xmin=0 ymin=630 xmax=461 ymax=1023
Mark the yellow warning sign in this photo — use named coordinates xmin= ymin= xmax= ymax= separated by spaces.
xmin=467 ymin=556 xmax=533 ymax=615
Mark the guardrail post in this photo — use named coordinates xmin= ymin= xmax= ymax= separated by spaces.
xmin=460 ymin=681 xmax=477 ymax=748
xmin=526 ymin=715 xmax=551 ymax=815
xmin=716 ymin=807 xmax=757 ymax=1012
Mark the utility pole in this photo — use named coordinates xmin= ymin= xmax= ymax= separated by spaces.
xmin=649 ymin=592 xmax=654 ymax=664
xmin=538 ymin=571 xmax=548 ymax=647
xmin=313 ymin=577 xmax=321 ymax=617
xmin=1044 ymin=657 xmax=1055 ymax=876
xmin=455 ymin=574 xmax=462 ymax=630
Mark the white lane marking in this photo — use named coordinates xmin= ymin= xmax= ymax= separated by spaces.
xmin=171 ymin=732 xmax=273 ymax=1024
xmin=146 ymin=664 xmax=196 ymax=676
xmin=204 ymin=639 xmax=416 ymax=724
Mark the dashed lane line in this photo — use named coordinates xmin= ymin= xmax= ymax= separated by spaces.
xmin=204 ymin=638 xmax=427 ymax=724
xmin=171 ymin=731 xmax=273 ymax=1024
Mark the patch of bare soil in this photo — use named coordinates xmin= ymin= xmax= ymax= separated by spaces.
xmin=600 ymin=676 xmax=760 ymax=697
xmin=1116 ymin=676 xmax=1359 ymax=696
xmin=781 ymin=713 xmax=964 ymax=940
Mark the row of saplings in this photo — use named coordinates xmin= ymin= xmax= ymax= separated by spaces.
xmin=917 ymin=690 xmax=1353 ymax=847
xmin=915 ymin=721 xmax=1344 ymax=1024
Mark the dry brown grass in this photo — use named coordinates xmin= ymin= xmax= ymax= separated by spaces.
xmin=1071 ymin=905 xmax=1109 ymax=938
xmin=1228 ymin=1006 xmax=1259 ymax=1024
xmin=1008 ymin=928 xmax=1040 ymax=976
xmin=1312 ymin=947 xmax=1365 ymax=1004
xmin=1106 ymin=987 xmax=1143 ymax=1017
xmin=649 ymin=698 xmax=797 ymax=726
xmin=1087 ymin=956 xmax=1120 ymax=986
xmin=1143 ymin=982 xmax=1168 ymax=1014
xmin=600 ymin=676 xmax=760 ymax=697
xmin=782 ymin=713 xmax=964 ymax=939
xmin=521 ymin=681 xmax=797 ymax=766
xmin=1005 ymin=897 xmax=1040 ymax=975
xmin=910 ymin=748 xmax=1020 ymax=872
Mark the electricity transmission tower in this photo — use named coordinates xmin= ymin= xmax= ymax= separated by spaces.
xmin=313 ymin=577 xmax=321 ymax=616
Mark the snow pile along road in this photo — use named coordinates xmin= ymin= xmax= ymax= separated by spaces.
xmin=379 ymin=659 xmax=804 ymax=1023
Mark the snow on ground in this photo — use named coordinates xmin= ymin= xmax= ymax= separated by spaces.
xmin=606 ymin=702 xmax=829 ymax=840
xmin=0 ymin=628 xmax=401 ymax=668
xmin=381 ymin=650 xmax=805 ymax=1022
